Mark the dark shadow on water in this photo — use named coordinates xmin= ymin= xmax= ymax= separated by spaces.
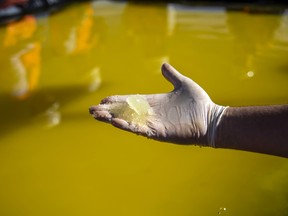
xmin=278 ymin=64 xmax=288 ymax=75
xmin=0 ymin=84 xmax=99 ymax=140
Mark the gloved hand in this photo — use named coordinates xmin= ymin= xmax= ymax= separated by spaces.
xmin=89 ymin=63 xmax=227 ymax=147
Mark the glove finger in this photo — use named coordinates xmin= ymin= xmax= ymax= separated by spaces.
xmin=89 ymin=104 xmax=110 ymax=112
xmin=90 ymin=109 xmax=112 ymax=123
xmin=161 ymin=63 xmax=205 ymax=94
xmin=161 ymin=63 xmax=185 ymax=90
xmin=100 ymin=95 xmax=128 ymax=104
xmin=111 ymin=118 xmax=152 ymax=137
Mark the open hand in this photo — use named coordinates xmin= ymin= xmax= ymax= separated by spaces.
xmin=89 ymin=63 xmax=227 ymax=146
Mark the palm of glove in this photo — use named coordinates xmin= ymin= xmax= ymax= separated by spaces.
xmin=89 ymin=63 xmax=221 ymax=145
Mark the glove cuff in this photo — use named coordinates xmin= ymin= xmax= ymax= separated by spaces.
xmin=207 ymin=105 xmax=229 ymax=148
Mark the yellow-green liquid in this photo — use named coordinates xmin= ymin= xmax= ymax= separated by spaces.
xmin=0 ymin=2 xmax=288 ymax=216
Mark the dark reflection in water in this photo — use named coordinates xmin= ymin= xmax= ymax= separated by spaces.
xmin=0 ymin=85 xmax=97 ymax=139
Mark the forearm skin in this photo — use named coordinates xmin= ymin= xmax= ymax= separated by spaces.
xmin=215 ymin=105 xmax=288 ymax=158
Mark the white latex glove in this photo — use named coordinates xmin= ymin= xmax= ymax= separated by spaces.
xmin=89 ymin=63 xmax=227 ymax=147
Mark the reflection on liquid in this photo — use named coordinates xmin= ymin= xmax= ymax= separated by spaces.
xmin=3 ymin=15 xmax=40 ymax=100
xmin=64 ymin=5 xmax=95 ymax=54
xmin=273 ymin=9 xmax=288 ymax=46
xmin=217 ymin=207 xmax=227 ymax=215
xmin=246 ymin=70 xmax=255 ymax=78
xmin=167 ymin=4 xmax=230 ymax=39
xmin=44 ymin=102 xmax=61 ymax=127
xmin=3 ymin=15 xmax=37 ymax=47
xmin=33 ymin=101 xmax=62 ymax=128
xmin=0 ymin=85 xmax=92 ymax=138
xmin=122 ymin=3 xmax=168 ymax=73
xmin=87 ymin=66 xmax=101 ymax=92
xmin=11 ymin=42 xmax=41 ymax=99
xmin=228 ymin=10 xmax=281 ymax=80
xmin=0 ymin=2 xmax=288 ymax=216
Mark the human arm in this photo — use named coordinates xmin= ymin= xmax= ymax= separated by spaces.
xmin=216 ymin=105 xmax=288 ymax=157
xmin=89 ymin=63 xmax=288 ymax=158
